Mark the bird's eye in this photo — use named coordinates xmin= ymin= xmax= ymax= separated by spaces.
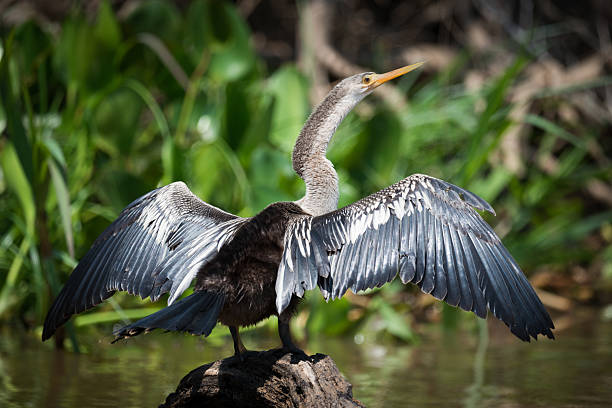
xmin=362 ymin=75 xmax=372 ymax=85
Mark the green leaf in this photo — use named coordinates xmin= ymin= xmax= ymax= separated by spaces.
xmin=93 ymin=88 xmax=143 ymax=154
xmin=461 ymin=57 xmax=527 ymax=184
xmin=0 ymin=98 xmax=6 ymax=134
xmin=223 ymin=80 xmax=252 ymax=150
xmin=249 ymin=147 xmax=295 ymax=211
xmin=356 ymin=110 xmax=402 ymax=186
xmin=98 ymin=170 xmax=153 ymax=214
xmin=237 ymin=94 xmax=274 ymax=159
xmin=186 ymin=1 xmax=256 ymax=82
xmin=42 ymin=136 xmax=67 ymax=167
xmin=469 ymin=167 xmax=513 ymax=203
xmin=125 ymin=0 xmax=181 ymax=44
xmin=185 ymin=0 xmax=215 ymax=52
xmin=93 ymin=0 xmax=121 ymax=49
xmin=74 ymin=307 xmax=163 ymax=327
xmin=0 ymin=142 xmax=35 ymax=234
xmin=48 ymin=158 xmax=74 ymax=257
xmin=13 ymin=21 xmax=51 ymax=80
xmin=525 ymin=114 xmax=587 ymax=150
xmin=123 ymin=79 xmax=170 ymax=140
xmin=0 ymin=237 xmax=30 ymax=317
xmin=0 ymin=34 xmax=34 ymax=185
xmin=376 ymin=301 xmax=415 ymax=342
xmin=55 ymin=14 xmax=117 ymax=92
xmin=267 ymin=66 xmax=310 ymax=152
xmin=189 ymin=142 xmax=227 ymax=200
xmin=306 ymin=294 xmax=354 ymax=336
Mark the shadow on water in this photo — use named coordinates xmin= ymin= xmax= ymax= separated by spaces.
xmin=0 ymin=309 xmax=610 ymax=407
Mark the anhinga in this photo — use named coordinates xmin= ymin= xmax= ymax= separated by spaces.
xmin=43 ymin=63 xmax=554 ymax=357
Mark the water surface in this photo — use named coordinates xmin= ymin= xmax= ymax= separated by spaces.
xmin=0 ymin=310 xmax=610 ymax=407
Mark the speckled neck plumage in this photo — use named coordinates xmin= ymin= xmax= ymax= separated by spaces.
xmin=292 ymin=84 xmax=362 ymax=216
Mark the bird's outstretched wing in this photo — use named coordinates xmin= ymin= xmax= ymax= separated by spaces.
xmin=43 ymin=182 xmax=247 ymax=340
xmin=276 ymin=174 xmax=554 ymax=341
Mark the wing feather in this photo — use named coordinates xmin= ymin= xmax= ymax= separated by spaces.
xmin=448 ymin=225 xmax=473 ymax=312
xmin=399 ymin=204 xmax=417 ymax=283
xmin=415 ymin=204 xmax=427 ymax=284
xmin=383 ymin=213 xmax=400 ymax=283
xmin=366 ymin=226 xmax=381 ymax=290
xmin=351 ymin=228 xmax=370 ymax=293
xmin=456 ymin=230 xmax=488 ymax=318
xmin=441 ymin=223 xmax=460 ymax=307
xmin=422 ymin=210 xmax=436 ymax=294
xmin=277 ymin=174 xmax=554 ymax=341
xmin=43 ymin=182 xmax=246 ymax=340
xmin=432 ymin=216 xmax=447 ymax=300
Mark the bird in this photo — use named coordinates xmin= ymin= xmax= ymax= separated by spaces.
xmin=43 ymin=63 xmax=554 ymax=358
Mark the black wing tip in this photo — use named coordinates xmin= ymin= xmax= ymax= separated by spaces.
xmin=41 ymin=309 xmax=68 ymax=341
xmin=41 ymin=326 xmax=54 ymax=341
xmin=458 ymin=188 xmax=496 ymax=215
xmin=428 ymin=176 xmax=496 ymax=215
xmin=537 ymin=326 xmax=556 ymax=340
xmin=42 ymin=317 xmax=54 ymax=341
xmin=510 ymin=322 xmax=555 ymax=342
xmin=470 ymin=307 xmax=555 ymax=342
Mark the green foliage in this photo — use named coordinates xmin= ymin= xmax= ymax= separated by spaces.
xmin=0 ymin=1 xmax=609 ymax=348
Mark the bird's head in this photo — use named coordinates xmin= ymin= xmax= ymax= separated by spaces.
xmin=334 ymin=62 xmax=424 ymax=102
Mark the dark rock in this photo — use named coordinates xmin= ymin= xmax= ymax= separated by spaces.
xmin=160 ymin=349 xmax=365 ymax=407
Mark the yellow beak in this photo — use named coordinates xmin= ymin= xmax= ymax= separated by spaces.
xmin=369 ymin=62 xmax=424 ymax=89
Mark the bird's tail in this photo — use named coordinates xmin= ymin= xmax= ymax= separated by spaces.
xmin=112 ymin=290 xmax=224 ymax=341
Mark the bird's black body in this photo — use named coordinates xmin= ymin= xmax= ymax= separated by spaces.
xmin=44 ymin=64 xmax=554 ymax=359
xmin=197 ymin=202 xmax=306 ymax=328
xmin=112 ymin=201 xmax=308 ymax=353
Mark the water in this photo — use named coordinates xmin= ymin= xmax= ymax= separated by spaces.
xmin=1 ymin=310 xmax=610 ymax=407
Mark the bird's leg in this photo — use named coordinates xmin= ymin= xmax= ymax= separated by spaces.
xmin=278 ymin=311 xmax=304 ymax=354
xmin=229 ymin=326 xmax=248 ymax=361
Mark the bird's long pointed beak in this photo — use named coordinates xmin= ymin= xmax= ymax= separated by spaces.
xmin=370 ymin=62 xmax=424 ymax=88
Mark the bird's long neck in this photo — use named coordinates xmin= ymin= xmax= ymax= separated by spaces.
xmin=293 ymin=87 xmax=355 ymax=216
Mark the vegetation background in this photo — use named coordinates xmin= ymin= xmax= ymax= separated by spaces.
xmin=1 ymin=0 xmax=611 ymax=353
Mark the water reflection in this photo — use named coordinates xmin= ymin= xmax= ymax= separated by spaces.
xmin=462 ymin=319 xmax=488 ymax=408
xmin=0 ymin=311 xmax=610 ymax=407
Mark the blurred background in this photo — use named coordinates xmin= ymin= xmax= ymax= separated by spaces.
xmin=1 ymin=1 xmax=611 ymax=407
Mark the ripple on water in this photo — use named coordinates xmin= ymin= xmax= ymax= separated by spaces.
xmin=0 ymin=311 xmax=610 ymax=408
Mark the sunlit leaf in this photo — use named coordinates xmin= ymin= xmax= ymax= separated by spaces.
xmin=0 ymin=142 xmax=35 ymax=233
xmin=48 ymin=158 xmax=74 ymax=257
xmin=186 ymin=1 xmax=255 ymax=82
xmin=42 ymin=136 xmax=66 ymax=167
xmin=267 ymin=66 xmax=309 ymax=152
xmin=306 ymin=294 xmax=354 ymax=336
xmin=190 ymin=142 xmax=229 ymax=202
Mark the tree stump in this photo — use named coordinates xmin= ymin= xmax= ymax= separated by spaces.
xmin=160 ymin=349 xmax=365 ymax=407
